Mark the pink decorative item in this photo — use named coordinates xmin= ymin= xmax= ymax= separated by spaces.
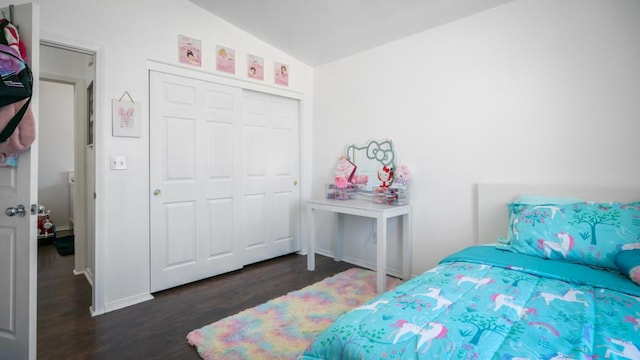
xmin=395 ymin=164 xmax=411 ymax=186
xmin=377 ymin=166 xmax=393 ymax=188
xmin=334 ymin=175 xmax=348 ymax=189
xmin=335 ymin=157 xmax=356 ymax=183
xmin=353 ymin=174 xmax=368 ymax=185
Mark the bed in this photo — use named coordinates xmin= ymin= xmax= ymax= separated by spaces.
xmin=301 ymin=184 xmax=640 ymax=359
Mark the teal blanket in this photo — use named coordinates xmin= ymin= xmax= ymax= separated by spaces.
xmin=302 ymin=246 xmax=640 ymax=359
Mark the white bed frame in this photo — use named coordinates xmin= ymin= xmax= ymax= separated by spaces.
xmin=476 ymin=183 xmax=640 ymax=245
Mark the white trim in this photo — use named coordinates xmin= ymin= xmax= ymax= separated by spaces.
xmin=93 ymin=46 xmax=106 ymax=316
xmin=40 ymin=34 xmax=106 ymax=317
xmin=147 ymin=60 xmax=304 ymax=101
xmin=40 ymin=39 xmax=95 ymax=56
xmin=103 ymin=293 xmax=154 ymax=314
xmin=82 ymin=267 xmax=94 ymax=288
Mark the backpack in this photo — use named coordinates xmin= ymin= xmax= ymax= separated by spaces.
xmin=0 ymin=19 xmax=35 ymax=155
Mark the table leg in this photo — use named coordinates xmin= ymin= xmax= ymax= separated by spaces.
xmin=402 ymin=212 xmax=412 ymax=280
xmin=307 ymin=206 xmax=315 ymax=271
xmin=376 ymin=216 xmax=387 ymax=294
xmin=334 ymin=213 xmax=343 ymax=262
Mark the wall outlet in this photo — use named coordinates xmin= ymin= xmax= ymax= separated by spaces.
xmin=111 ymin=156 xmax=127 ymax=170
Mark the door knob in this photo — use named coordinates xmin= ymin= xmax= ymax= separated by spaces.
xmin=153 ymin=189 xmax=161 ymax=196
xmin=5 ymin=204 xmax=26 ymax=217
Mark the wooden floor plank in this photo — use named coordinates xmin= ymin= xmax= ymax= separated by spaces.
xmin=37 ymin=243 xmax=355 ymax=359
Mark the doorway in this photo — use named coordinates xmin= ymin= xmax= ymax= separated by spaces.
xmin=39 ymin=41 xmax=96 ymax=306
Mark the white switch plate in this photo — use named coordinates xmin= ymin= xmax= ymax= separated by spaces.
xmin=111 ymin=156 xmax=127 ymax=170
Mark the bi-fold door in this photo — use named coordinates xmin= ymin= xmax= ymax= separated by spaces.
xmin=149 ymin=71 xmax=300 ymax=292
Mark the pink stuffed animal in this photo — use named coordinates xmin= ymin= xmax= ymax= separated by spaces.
xmin=394 ymin=164 xmax=411 ymax=186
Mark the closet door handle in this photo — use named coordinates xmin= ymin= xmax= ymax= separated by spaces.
xmin=153 ymin=189 xmax=161 ymax=196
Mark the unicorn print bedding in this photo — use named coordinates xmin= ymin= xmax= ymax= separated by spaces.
xmin=301 ymin=245 xmax=640 ymax=359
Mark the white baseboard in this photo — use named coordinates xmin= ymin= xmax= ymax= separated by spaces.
xmin=74 ymin=267 xmax=94 ymax=287
xmin=102 ymin=293 xmax=154 ymax=315
xmin=314 ymin=249 xmax=402 ymax=278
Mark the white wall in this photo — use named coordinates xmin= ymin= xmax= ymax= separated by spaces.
xmin=34 ymin=0 xmax=314 ymax=313
xmin=38 ymin=80 xmax=74 ymax=229
xmin=312 ymin=0 xmax=640 ymax=275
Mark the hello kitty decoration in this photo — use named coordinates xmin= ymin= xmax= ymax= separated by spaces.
xmin=327 ymin=140 xmax=410 ymax=204
xmin=345 ymin=139 xmax=396 ymax=188
xmin=394 ymin=164 xmax=411 ymax=187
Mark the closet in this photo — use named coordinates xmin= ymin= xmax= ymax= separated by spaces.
xmin=149 ymin=71 xmax=301 ymax=292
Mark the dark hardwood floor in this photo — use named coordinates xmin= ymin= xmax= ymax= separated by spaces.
xmin=37 ymin=243 xmax=355 ymax=359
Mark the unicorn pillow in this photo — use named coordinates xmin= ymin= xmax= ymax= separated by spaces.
xmin=503 ymin=201 xmax=640 ymax=269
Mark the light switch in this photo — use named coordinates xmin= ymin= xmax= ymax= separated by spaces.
xmin=111 ymin=156 xmax=127 ymax=170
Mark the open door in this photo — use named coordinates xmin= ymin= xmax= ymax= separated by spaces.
xmin=0 ymin=3 xmax=39 ymax=359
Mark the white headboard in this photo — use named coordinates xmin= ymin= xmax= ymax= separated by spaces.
xmin=476 ymin=183 xmax=640 ymax=245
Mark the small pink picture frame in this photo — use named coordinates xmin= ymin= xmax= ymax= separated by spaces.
xmin=247 ymin=54 xmax=264 ymax=81
xmin=178 ymin=35 xmax=201 ymax=67
xmin=216 ymin=45 xmax=236 ymax=74
xmin=274 ymin=62 xmax=289 ymax=86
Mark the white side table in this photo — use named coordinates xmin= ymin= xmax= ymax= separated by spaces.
xmin=307 ymin=198 xmax=412 ymax=294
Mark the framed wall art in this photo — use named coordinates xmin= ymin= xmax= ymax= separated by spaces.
xmin=178 ymin=34 xmax=201 ymax=67
xmin=112 ymin=91 xmax=141 ymax=137
xmin=274 ymin=62 xmax=289 ymax=86
xmin=216 ymin=45 xmax=235 ymax=74
xmin=247 ymin=54 xmax=264 ymax=80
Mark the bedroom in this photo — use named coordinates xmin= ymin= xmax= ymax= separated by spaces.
xmin=2 ymin=0 xmax=640 ymax=358
xmin=32 ymin=0 xmax=639 ymax=314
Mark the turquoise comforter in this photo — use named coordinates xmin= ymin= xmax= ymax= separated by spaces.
xmin=301 ymin=246 xmax=640 ymax=359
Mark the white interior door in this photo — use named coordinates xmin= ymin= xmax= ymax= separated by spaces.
xmin=242 ymin=91 xmax=300 ymax=264
xmin=149 ymin=71 xmax=244 ymax=292
xmin=0 ymin=3 xmax=39 ymax=359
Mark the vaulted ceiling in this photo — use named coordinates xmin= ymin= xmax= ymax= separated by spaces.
xmin=190 ymin=0 xmax=514 ymax=66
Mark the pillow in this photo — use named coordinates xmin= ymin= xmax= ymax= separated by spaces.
xmin=504 ymin=201 xmax=640 ymax=269
xmin=614 ymin=248 xmax=640 ymax=285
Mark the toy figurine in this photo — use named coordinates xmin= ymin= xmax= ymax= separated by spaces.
xmin=394 ymin=164 xmax=411 ymax=187
xmin=377 ymin=165 xmax=393 ymax=188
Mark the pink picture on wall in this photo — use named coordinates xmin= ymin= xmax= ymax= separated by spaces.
xmin=274 ymin=62 xmax=289 ymax=86
xmin=216 ymin=45 xmax=236 ymax=74
xmin=247 ymin=54 xmax=264 ymax=80
xmin=178 ymin=35 xmax=201 ymax=67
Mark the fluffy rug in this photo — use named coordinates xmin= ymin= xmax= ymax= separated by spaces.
xmin=187 ymin=268 xmax=402 ymax=359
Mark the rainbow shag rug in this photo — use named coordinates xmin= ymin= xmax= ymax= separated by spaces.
xmin=187 ymin=268 xmax=402 ymax=359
